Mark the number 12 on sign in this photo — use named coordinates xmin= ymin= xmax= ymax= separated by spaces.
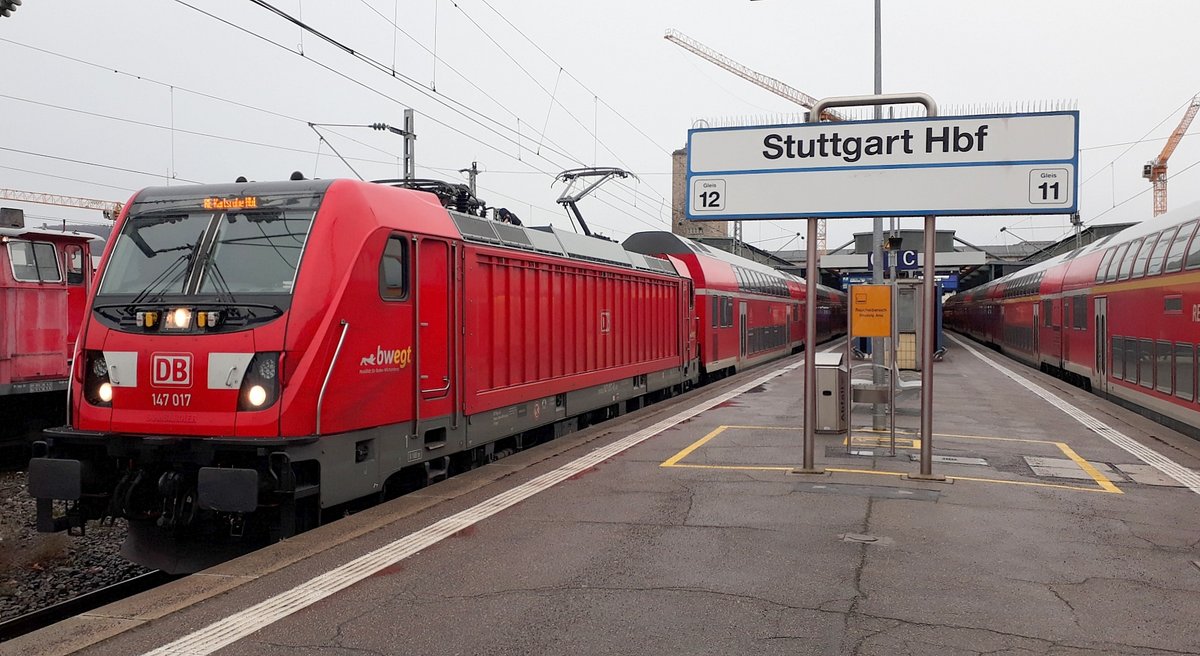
xmin=692 ymin=178 xmax=726 ymax=212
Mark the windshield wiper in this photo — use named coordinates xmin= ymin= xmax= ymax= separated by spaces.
xmin=125 ymin=250 xmax=195 ymax=309
xmin=199 ymin=255 xmax=238 ymax=305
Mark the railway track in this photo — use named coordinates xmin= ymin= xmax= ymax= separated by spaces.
xmin=0 ymin=570 xmax=176 ymax=643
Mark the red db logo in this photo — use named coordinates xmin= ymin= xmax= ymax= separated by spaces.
xmin=152 ymin=353 xmax=192 ymax=387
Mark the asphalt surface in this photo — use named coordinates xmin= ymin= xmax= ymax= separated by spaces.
xmin=14 ymin=337 xmax=1200 ymax=656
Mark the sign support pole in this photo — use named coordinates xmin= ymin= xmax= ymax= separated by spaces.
xmin=912 ymin=215 xmax=945 ymax=480
xmin=796 ymin=215 xmax=823 ymax=474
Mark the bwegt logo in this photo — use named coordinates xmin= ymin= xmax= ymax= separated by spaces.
xmin=361 ymin=346 xmax=413 ymax=368
xmin=152 ymin=353 xmax=192 ymax=387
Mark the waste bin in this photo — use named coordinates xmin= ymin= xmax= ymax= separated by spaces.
xmin=814 ymin=352 xmax=847 ymax=433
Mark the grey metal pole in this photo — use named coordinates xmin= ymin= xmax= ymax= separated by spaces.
xmin=798 ymin=216 xmax=822 ymax=473
xmin=403 ymin=108 xmax=415 ymax=181
xmin=870 ymin=0 xmax=886 ymax=431
xmin=916 ymin=215 xmax=943 ymax=480
xmin=808 ymin=92 xmax=939 ymax=477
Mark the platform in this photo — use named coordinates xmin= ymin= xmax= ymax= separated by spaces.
xmin=12 ymin=335 xmax=1200 ymax=656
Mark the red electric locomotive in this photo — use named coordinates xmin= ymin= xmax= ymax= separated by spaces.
xmin=0 ymin=215 xmax=95 ymax=456
xmin=28 ymin=177 xmax=842 ymax=572
xmin=945 ymin=200 xmax=1200 ymax=437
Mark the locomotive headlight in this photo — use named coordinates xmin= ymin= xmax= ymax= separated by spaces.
xmin=84 ymin=351 xmax=112 ymax=407
xmin=166 ymin=307 xmax=192 ymax=330
xmin=247 ymin=385 xmax=268 ymax=407
xmin=238 ymin=352 xmax=281 ymax=412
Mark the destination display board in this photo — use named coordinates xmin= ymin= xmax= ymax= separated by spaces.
xmin=686 ymin=111 xmax=1079 ymax=219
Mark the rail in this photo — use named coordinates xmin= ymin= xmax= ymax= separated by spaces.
xmin=0 ymin=570 xmax=175 ymax=642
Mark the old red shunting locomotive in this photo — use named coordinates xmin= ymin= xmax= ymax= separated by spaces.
xmin=0 ymin=212 xmax=94 ymax=453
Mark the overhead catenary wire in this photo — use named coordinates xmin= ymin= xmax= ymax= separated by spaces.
xmin=0 ymin=163 xmax=137 ymax=193
xmin=3 ymin=10 xmax=666 ymax=233
xmin=179 ymin=0 xmax=666 ymax=230
xmin=177 ymin=0 xmax=661 ymax=223
xmin=1080 ymin=96 xmax=1194 ymax=188
xmin=347 ymin=0 xmax=673 ymax=213
xmin=0 ymin=146 xmax=203 ymax=184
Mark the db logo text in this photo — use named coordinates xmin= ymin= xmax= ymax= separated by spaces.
xmin=152 ymin=353 xmax=193 ymax=387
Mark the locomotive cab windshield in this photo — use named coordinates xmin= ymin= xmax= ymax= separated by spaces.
xmin=93 ymin=186 xmax=326 ymax=333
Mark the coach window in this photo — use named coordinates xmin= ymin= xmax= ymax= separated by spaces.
xmin=1124 ymin=338 xmax=1138 ymax=383
xmin=1130 ymin=233 xmax=1160 ymax=279
xmin=1147 ymin=227 xmax=1177 ymax=277
xmin=711 ymin=296 xmax=718 ymax=328
xmin=64 ymin=245 xmax=85 ymax=285
xmin=1074 ymin=296 xmax=1088 ymax=328
xmin=1105 ymin=244 xmax=1129 ymax=282
xmin=1138 ymin=339 xmax=1154 ymax=389
xmin=1094 ymin=249 xmax=1115 ymax=283
xmin=1117 ymin=238 xmax=1144 ymax=280
xmin=1186 ymin=222 xmax=1200 ymax=270
xmin=1156 ymin=340 xmax=1173 ymax=394
xmin=1042 ymin=299 xmax=1052 ymax=326
xmin=1175 ymin=343 xmax=1195 ymax=402
xmin=378 ymin=235 xmax=409 ymax=300
xmin=1164 ymin=220 xmax=1198 ymax=273
xmin=1112 ymin=337 xmax=1125 ymax=380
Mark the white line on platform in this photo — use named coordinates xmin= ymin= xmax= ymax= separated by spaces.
xmin=140 ymin=346 xmax=834 ymax=656
xmin=950 ymin=334 xmax=1200 ymax=495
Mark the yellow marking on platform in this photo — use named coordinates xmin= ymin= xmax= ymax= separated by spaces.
xmin=1055 ymin=442 xmax=1123 ymax=494
xmin=661 ymin=425 xmax=1123 ymax=494
xmin=669 ymin=463 xmax=794 ymax=472
xmin=667 ymin=463 xmax=1114 ymax=493
xmin=660 ymin=426 xmax=729 ymax=467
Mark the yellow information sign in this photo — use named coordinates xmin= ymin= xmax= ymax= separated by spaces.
xmin=851 ymin=284 xmax=892 ymax=338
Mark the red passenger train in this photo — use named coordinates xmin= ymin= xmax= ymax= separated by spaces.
xmin=945 ymin=201 xmax=1200 ymax=437
xmin=0 ymin=217 xmax=95 ymax=455
xmin=28 ymin=177 xmax=843 ymax=571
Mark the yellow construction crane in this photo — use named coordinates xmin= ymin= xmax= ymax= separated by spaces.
xmin=665 ymin=28 xmax=843 ymax=254
xmin=0 ymin=188 xmax=123 ymax=220
xmin=1143 ymin=94 xmax=1200 ymax=216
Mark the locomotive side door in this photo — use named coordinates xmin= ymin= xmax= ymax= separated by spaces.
xmin=416 ymin=238 xmax=454 ymax=414
xmin=1094 ymin=296 xmax=1108 ymax=393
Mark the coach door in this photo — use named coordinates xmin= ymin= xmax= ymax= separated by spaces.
xmin=416 ymin=238 xmax=454 ymax=416
xmin=1031 ymin=302 xmax=1040 ymax=355
xmin=739 ymin=301 xmax=748 ymax=358
xmin=1094 ymin=296 xmax=1108 ymax=393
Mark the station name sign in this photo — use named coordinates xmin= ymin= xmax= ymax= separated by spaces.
xmin=686 ymin=111 xmax=1079 ymax=220
xmin=762 ymin=124 xmax=991 ymax=164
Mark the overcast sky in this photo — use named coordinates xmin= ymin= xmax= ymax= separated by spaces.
xmin=3 ymin=0 xmax=1199 ymax=252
